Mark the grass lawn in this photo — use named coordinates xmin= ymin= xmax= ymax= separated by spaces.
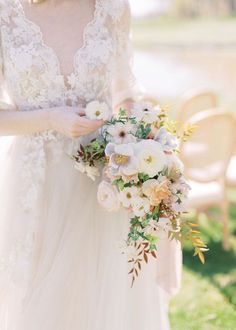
xmin=170 ymin=190 xmax=236 ymax=329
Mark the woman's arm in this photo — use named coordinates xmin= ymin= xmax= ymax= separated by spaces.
xmin=0 ymin=107 xmax=104 ymax=138
xmin=0 ymin=108 xmax=51 ymax=136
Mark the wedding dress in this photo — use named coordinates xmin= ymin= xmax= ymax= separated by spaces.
xmin=0 ymin=1 xmax=182 ymax=329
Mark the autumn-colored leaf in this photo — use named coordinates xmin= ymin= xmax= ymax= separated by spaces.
xmin=188 ymin=222 xmax=199 ymax=227
xmin=198 ymin=251 xmax=205 ymax=264
xmin=131 ymin=276 xmax=135 ymax=288
xmin=191 ymin=230 xmax=201 ymax=234
xmin=151 ymin=251 xmax=157 ymax=258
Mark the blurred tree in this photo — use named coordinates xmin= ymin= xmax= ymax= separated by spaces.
xmin=229 ymin=0 xmax=236 ymax=13
xmin=171 ymin=0 xmax=236 ymax=17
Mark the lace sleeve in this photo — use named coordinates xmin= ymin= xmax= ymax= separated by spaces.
xmin=112 ymin=1 xmax=142 ymax=108
xmin=0 ymin=28 xmax=5 ymax=109
xmin=0 ymin=29 xmax=12 ymax=110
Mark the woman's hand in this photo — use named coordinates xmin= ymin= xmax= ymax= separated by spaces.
xmin=48 ymin=106 xmax=104 ymax=138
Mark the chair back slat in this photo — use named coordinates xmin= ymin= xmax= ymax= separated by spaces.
xmin=180 ymin=109 xmax=236 ymax=183
xmin=177 ymin=90 xmax=218 ymax=122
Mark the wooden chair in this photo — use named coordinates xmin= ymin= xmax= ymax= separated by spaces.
xmin=176 ymin=90 xmax=218 ymax=122
xmin=180 ymin=109 xmax=236 ymax=250
xmin=227 ymin=155 xmax=236 ymax=187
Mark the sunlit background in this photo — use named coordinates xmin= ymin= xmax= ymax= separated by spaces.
xmin=129 ymin=1 xmax=236 ymax=329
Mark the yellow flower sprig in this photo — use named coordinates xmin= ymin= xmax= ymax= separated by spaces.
xmin=181 ymin=220 xmax=209 ymax=264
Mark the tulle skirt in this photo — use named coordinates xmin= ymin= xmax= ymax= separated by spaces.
xmin=0 ymin=133 xmax=182 ymax=330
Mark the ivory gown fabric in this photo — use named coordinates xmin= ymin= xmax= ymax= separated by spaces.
xmin=0 ymin=1 xmax=182 ymax=329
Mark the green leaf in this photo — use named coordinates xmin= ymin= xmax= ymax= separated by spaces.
xmin=138 ymin=173 xmax=150 ymax=182
xmin=145 ymin=234 xmax=158 ymax=245
xmin=130 ymin=217 xmax=141 ymax=225
xmin=112 ymin=178 xmax=125 ymax=190
xmin=118 ymin=108 xmax=128 ymax=118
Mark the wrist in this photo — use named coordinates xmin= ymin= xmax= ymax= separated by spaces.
xmin=43 ymin=108 xmax=56 ymax=131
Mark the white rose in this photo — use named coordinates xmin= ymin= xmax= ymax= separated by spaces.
xmin=97 ymin=181 xmax=120 ymax=212
xmin=135 ymin=140 xmax=167 ymax=177
xmin=85 ymin=100 xmax=111 ymax=121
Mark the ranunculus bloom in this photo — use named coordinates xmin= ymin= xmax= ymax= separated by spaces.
xmin=142 ymin=179 xmax=171 ymax=206
xmin=97 ymin=181 xmax=120 ymax=212
xmin=135 ymin=140 xmax=167 ymax=177
xmin=105 ymin=143 xmax=139 ymax=177
xmin=85 ymin=100 xmax=111 ymax=121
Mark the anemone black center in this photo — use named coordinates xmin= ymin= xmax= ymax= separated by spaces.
xmin=119 ymin=131 xmax=126 ymax=137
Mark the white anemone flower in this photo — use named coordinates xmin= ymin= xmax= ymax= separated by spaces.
xmin=105 ymin=143 xmax=139 ymax=176
xmin=85 ymin=100 xmax=111 ymax=121
xmin=107 ymin=122 xmax=137 ymax=144
xmin=119 ymin=186 xmax=140 ymax=208
xmin=131 ymin=102 xmax=161 ymax=124
xmin=135 ymin=140 xmax=167 ymax=177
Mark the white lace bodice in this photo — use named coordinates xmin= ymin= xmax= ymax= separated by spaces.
xmin=0 ymin=0 xmax=137 ymax=111
xmin=0 ymin=0 xmax=140 ymax=284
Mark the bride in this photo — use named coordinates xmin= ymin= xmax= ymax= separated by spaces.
xmin=0 ymin=0 xmax=182 ymax=329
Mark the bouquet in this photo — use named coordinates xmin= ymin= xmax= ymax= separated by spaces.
xmin=71 ymin=100 xmax=208 ymax=286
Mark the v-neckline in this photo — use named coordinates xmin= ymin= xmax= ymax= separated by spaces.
xmin=17 ymin=0 xmax=99 ymax=84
